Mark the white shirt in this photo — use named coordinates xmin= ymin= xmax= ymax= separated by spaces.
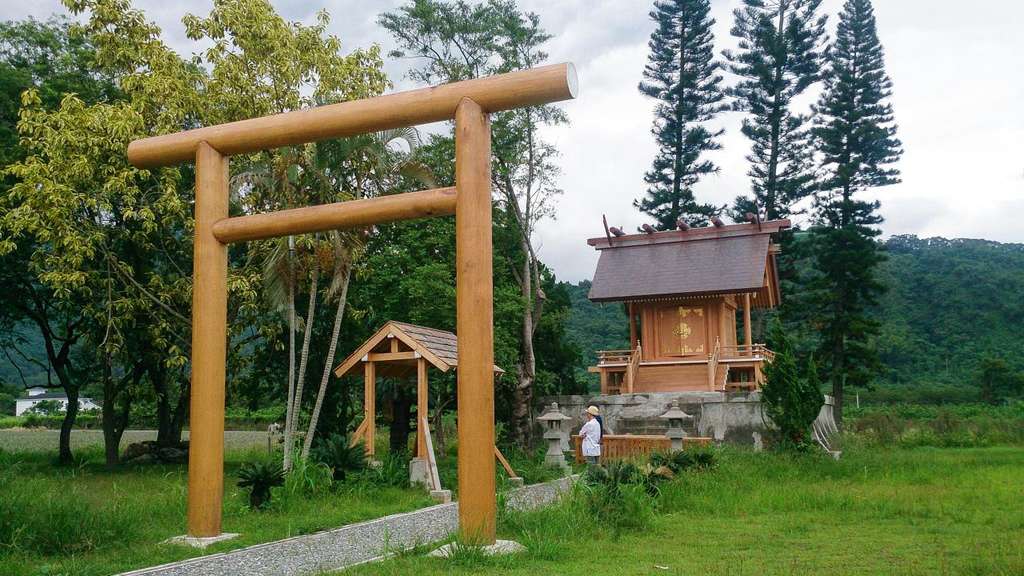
xmin=579 ymin=418 xmax=602 ymax=457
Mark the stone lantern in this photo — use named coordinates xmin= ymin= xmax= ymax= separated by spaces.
xmin=537 ymin=402 xmax=572 ymax=471
xmin=660 ymin=400 xmax=693 ymax=451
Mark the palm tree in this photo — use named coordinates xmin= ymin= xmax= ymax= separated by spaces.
xmin=300 ymin=128 xmax=433 ymax=459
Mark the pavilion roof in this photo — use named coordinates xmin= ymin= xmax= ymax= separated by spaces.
xmin=586 ymin=219 xmax=789 ymax=306
xmin=333 ymin=320 xmax=503 ymax=379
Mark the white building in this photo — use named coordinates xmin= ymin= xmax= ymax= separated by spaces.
xmin=14 ymin=386 xmax=100 ymax=416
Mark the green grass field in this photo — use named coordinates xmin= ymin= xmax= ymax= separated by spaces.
xmin=344 ymin=445 xmax=1024 ymax=576
xmin=0 ymin=443 xmax=434 ymax=576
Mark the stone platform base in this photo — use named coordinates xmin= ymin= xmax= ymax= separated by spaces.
xmin=163 ymin=533 xmax=239 ymax=549
xmin=429 ymin=540 xmax=525 ymax=558
xmin=538 ymin=391 xmax=768 ymax=446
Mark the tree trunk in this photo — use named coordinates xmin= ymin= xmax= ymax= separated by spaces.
xmin=512 ymin=239 xmax=536 ymax=448
xmin=832 ymin=332 xmax=845 ymax=429
xmin=101 ymin=353 xmax=118 ymax=466
xmin=290 ymin=264 xmax=319 ymax=454
xmin=283 ymin=237 xmax=297 ymax=470
xmin=59 ymin=385 xmax=79 ymax=465
xmin=302 ymin=263 xmax=351 ymax=460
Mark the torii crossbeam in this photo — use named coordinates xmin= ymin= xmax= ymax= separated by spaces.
xmin=128 ymin=63 xmax=578 ymax=543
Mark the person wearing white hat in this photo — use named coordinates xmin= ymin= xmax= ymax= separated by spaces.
xmin=579 ymin=405 xmax=602 ymax=464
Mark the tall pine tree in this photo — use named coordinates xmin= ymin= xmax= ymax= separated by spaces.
xmin=809 ymin=0 xmax=902 ymax=426
xmin=724 ymin=0 xmax=827 ymax=221
xmin=637 ymin=0 xmax=727 ymax=229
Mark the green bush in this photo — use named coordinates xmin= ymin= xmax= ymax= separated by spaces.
xmin=237 ymin=460 xmax=286 ymax=510
xmin=311 ymin=434 xmax=366 ymax=482
xmin=356 ymin=451 xmax=409 ymax=488
xmin=761 ymin=319 xmax=822 ymax=447
xmin=580 ymin=461 xmax=656 ymax=531
xmin=650 ymin=448 xmax=717 ymax=474
xmin=283 ymin=458 xmax=334 ymax=497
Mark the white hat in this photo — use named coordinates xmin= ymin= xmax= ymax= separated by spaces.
xmin=586 ymin=406 xmax=600 ymax=416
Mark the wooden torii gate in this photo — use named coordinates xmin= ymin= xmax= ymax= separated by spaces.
xmin=127 ymin=63 xmax=578 ymax=543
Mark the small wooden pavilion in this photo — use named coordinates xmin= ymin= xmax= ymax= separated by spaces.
xmin=587 ymin=219 xmax=790 ymax=393
xmin=332 ymin=321 xmax=513 ymax=490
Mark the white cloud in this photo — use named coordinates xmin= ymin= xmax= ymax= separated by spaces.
xmin=3 ymin=0 xmax=1022 ymax=281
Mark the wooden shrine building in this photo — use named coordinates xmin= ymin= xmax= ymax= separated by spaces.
xmin=587 ymin=219 xmax=790 ymax=393
xmin=332 ymin=321 xmax=514 ymax=492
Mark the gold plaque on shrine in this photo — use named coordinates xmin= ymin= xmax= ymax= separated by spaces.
xmin=657 ymin=305 xmax=706 ymax=357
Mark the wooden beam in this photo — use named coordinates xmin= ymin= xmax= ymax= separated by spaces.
xmin=367 ymin=351 xmax=419 ymax=362
xmin=212 ymin=187 xmax=456 ymax=244
xmin=493 ymin=445 xmax=519 ymax=479
xmin=128 ymin=64 xmax=577 ymax=168
xmin=422 ymin=416 xmax=442 ymax=492
xmin=417 ymin=357 xmax=428 ymax=459
xmin=455 ymin=98 xmax=496 ymax=545
xmin=364 ymin=361 xmax=376 ymax=457
xmin=186 ymin=142 xmax=229 ymax=538
xmin=349 ymin=419 xmax=368 ymax=447
xmin=743 ymin=293 xmax=753 ymax=354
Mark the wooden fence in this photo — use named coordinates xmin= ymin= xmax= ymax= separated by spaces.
xmin=572 ymin=434 xmax=713 ymax=464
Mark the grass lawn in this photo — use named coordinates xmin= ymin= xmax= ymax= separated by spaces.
xmin=343 ymin=446 xmax=1024 ymax=576
xmin=0 ymin=443 xmax=434 ymax=576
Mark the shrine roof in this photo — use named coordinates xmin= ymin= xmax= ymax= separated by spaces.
xmin=586 ymin=219 xmax=789 ymax=304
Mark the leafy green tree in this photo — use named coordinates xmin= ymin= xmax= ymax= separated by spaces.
xmin=975 ymin=357 xmax=1024 ymax=406
xmin=636 ymin=0 xmax=727 ymax=229
xmin=808 ymin=0 xmax=902 ymax=426
xmin=380 ymin=0 xmax=575 ymax=446
xmin=0 ymin=17 xmax=120 ymax=464
xmin=724 ymin=0 xmax=827 ymax=222
xmin=761 ymin=319 xmax=822 ymax=446
xmin=1 ymin=0 xmax=388 ymax=464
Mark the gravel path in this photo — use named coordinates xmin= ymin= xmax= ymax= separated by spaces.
xmin=0 ymin=429 xmax=266 ymax=453
xmin=116 ymin=476 xmax=577 ymax=576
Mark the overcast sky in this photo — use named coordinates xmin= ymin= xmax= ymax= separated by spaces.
xmin=4 ymin=0 xmax=1023 ymax=282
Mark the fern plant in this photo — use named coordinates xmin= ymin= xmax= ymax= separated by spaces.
xmin=237 ymin=461 xmax=285 ymax=510
xmin=311 ymin=433 xmax=366 ymax=482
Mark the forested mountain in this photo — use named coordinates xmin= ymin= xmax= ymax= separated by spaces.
xmin=562 ymin=235 xmax=1024 ymax=392
xmin=877 ymin=235 xmax=1024 ymax=383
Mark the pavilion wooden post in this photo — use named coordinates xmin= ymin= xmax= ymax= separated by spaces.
xmin=186 ymin=142 xmax=229 ymax=537
xmin=364 ymin=361 xmax=376 ymax=458
xmin=743 ymin=293 xmax=753 ymax=355
xmin=455 ymin=98 xmax=496 ymax=544
xmin=416 ymin=357 xmax=428 ymax=458
xmin=628 ymin=302 xmax=637 ymax=348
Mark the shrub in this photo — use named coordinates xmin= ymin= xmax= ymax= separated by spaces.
xmin=761 ymin=319 xmax=823 ymax=447
xmin=580 ymin=461 xmax=656 ymax=531
xmin=650 ymin=449 xmax=717 ymax=475
xmin=311 ymin=434 xmax=366 ymax=482
xmin=283 ymin=458 xmax=334 ymax=497
xmin=356 ymin=451 xmax=409 ymax=488
xmin=237 ymin=460 xmax=285 ymax=509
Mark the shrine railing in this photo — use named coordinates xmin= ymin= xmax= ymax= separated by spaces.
xmin=595 ymin=344 xmax=775 ymax=366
